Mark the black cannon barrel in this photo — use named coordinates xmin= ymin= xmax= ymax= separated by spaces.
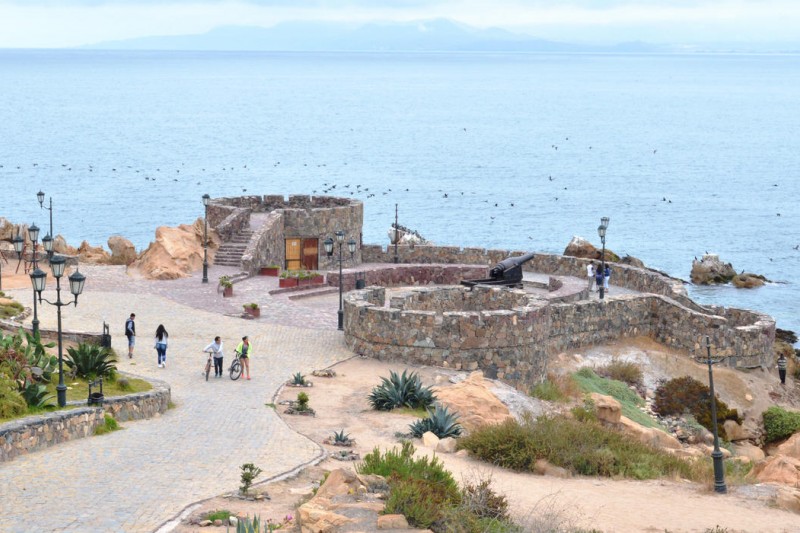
xmin=489 ymin=251 xmax=537 ymax=278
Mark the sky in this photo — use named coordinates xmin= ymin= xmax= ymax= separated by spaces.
xmin=1 ymin=0 xmax=799 ymax=49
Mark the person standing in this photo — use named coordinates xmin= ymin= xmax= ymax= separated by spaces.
xmin=236 ymin=336 xmax=252 ymax=381
xmin=777 ymin=353 xmax=788 ymax=385
xmin=604 ymin=265 xmax=611 ymax=292
xmin=125 ymin=313 xmax=136 ymax=359
xmin=595 ymin=267 xmax=604 ymax=294
xmin=154 ymin=324 xmax=169 ymax=368
xmin=204 ymin=336 xmax=224 ymax=378
xmin=587 ymin=262 xmax=595 ymax=292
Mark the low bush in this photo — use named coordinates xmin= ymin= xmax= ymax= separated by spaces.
xmin=573 ymin=368 xmax=659 ymax=429
xmin=205 ymin=509 xmax=231 ymax=522
xmin=530 ymin=379 xmax=566 ymax=402
xmin=65 ymin=343 xmax=117 ymax=380
xmin=762 ymin=406 xmax=800 ymax=443
xmin=296 ymin=391 xmax=310 ymax=411
xmin=653 ymin=376 xmax=741 ymax=436
xmin=459 ymin=414 xmax=696 ymax=480
xmin=0 ymin=368 xmax=27 ymax=419
xmin=595 ymin=358 xmax=644 ymax=390
xmin=409 ymin=404 xmax=463 ymax=439
xmin=94 ymin=414 xmax=120 ymax=435
xmin=239 ymin=463 xmax=263 ymax=495
xmin=21 ymin=382 xmax=54 ymax=408
xmin=368 ymin=370 xmax=435 ymax=411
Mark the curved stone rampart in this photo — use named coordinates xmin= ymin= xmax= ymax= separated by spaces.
xmin=327 ymin=264 xmax=488 ymax=292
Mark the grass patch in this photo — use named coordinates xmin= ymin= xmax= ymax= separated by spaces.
xmin=530 ymin=379 xmax=566 ymax=402
xmin=44 ymin=375 xmax=151 ymax=402
xmin=394 ymin=406 xmax=430 ymax=417
xmin=205 ymin=510 xmax=231 ymax=522
xmin=572 ymin=368 xmax=661 ymax=429
xmin=264 ymin=402 xmax=276 ymax=409
xmin=459 ymin=414 xmax=697 ymax=481
xmin=595 ymin=359 xmax=643 ymax=390
xmin=168 ymin=400 xmax=176 ymax=410
xmin=94 ymin=414 xmax=120 ymax=435
xmin=0 ymin=300 xmax=24 ymax=319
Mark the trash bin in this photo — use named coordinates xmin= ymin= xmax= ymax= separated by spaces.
xmin=355 ymin=273 xmax=366 ymax=290
xmin=88 ymin=392 xmax=104 ymax=406
xmin=100 ymin=321 xmax=111 ymax=349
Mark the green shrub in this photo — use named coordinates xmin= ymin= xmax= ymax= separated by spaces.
xmin=0 ymin=300 xmax=24 ymax=319
xmin=459 ymin=478 xmax=509 ymax=521
xmin=572 ymin=368 xmax=659 ymax=428
xmin=21 ymin=382 xmax=54 ymax=408
xmin=65 ymin=343 xmax=117 ymax=380
xmin=296 ymin=391 xmax=310 ymax=411
xmin=571 ymin=397 xmax=598 ymax=423
xmin=653 ymin=376 xmax=741 ymax=436
xmin=0 ymin=369 xmax=27 ymax=419
xmin=385 ymin=476 xmax=453 ymax=528
xmin=530 ymin=379 xmax=565 ymax=402
xmin=368 ymin=370 xmax=436 ymax=411
xmin=409 ymin=404 xmax=463 ymax=439
xmin=459 ymin=414 xmax=695 ymax=480
xmin=94 ymin=414 xmax=120 ymax=435
xmin=205 ymin=509 xmax=231 ymax=522
xmin=595 ymin=359 xmax=643 ymax=390
xmin=762 ymin=406 xmax=800 ymax=443
xmin=239 ymin=463 xmax=263 ymax=495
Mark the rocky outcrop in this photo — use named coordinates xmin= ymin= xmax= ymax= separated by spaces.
xmin=732 ymin=442 xmax=766 ymax=463
xmin=752 ymin=455 xmax=800 ymax=487
xmin=107 ymin=236 xmax=137 ymax=265
xmin=617 ymin=416 xmax=682 ymax=450
xmin=563 ymin=236 xmax=619 ymax=262
xmin=77 ymin=241 xmax=111 ymax=264
xmin=732 ymin=273 xmax=767 ymax=289
xmin=590 ymin=393 xmax=622 ymax=424
xmin=774 ymin=433 xmax=800 ymax=461
xmin=434 ymin=371 xmax=513 ymax=432
xmin=690 ymin=254 xmax=736 ymax=285
xmin=132 ymin=218 xmax=219 ymax=280
xmin=619 ymin=255 xmax=645 ymax=268
xmin=52 ymin=235 xmax=77 ymax=255
xmin=0 ymin=218 xmax=27 ymax=242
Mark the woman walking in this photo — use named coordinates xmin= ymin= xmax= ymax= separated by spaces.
xmin=235 ymin=336 xmax=252 ymax=380
xmin=204 ymin=336 xmax=224 ymax=378
xmin=154 ymin=324 xmax=169 ymax=368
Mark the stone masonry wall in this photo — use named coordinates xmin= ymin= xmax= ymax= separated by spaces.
xmin=241 ymin=211 xmax=284 ymax=276
xmin=0 ymin=375 xmax=170 ymax=463
xmin=327 ymin=264 xmax=487 ymax=292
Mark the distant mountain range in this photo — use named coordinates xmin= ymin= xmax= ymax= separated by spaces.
xmin=83 ymin=19 xmax=666 ymax=53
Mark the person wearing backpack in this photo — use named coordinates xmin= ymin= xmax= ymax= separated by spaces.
xmin=154 ymin=324 xmax=169 ymax=368
xmin=125 ymin=313 xmax=136 ymax=359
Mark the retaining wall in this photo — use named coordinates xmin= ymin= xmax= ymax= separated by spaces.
xmin=0 ymin=375 xmax=170 ymax=463
xmin=327 ymin=264 xmax=488 ymax=292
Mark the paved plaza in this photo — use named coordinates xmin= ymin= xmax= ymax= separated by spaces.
xmin=0 ymin=265 xmax=629 ymax=532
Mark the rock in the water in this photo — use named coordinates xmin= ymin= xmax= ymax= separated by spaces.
xmin=619 ymin=254 xmax=645 ymax=268
xmin=732 ymin=273 xmax=767 ymax=288
xmin=389 ymin=224 xmax=428 ymax=245
xmin=563 ymin=236 xmax=619 ymax=262
xmin=107 ymin=235 xmax=137 ymax=265
xmin=690 ymin=254 xmax=736 ymax=285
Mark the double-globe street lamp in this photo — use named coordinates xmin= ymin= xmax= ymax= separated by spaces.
xmin=704 ymin=336 xmax=727 ymax=494
xmin=324 ymin=230 xmax=356 ymax=331
xmin=597 ymin=216 xmax=610 ymax=300
xmin=202 ymin=194 xmax=210 ymax=284
xmin=13 ymin=224 xmax=53 ymax=335
xmin=37 ymin=190 xmax=54 ymax=259
xmin=30 ymin=255 xmax=86 ymax=408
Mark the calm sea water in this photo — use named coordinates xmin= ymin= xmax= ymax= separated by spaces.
xmin=1 ymin=50 xmax=799 ymax=336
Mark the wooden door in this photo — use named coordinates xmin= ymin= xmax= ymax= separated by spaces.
xmin=302 ymin=239 xmax=319 ymax=271
xmin=285 ymin=239 xmax=301 ymax=271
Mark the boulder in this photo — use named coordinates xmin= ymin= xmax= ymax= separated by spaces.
xmin=563 ymin=236 xmax=619 ymax=262
xmin=422 ymin=431 xmax=440 ymax=449
xmin=533 ymin=459 xmax=571 ymax=478
xmin=77 ymin=240 xmax=111 ymax=264
xmin=776 ymin=488 xmax=800 ymax=514
xmin=752 ymin=455 xmax=800 ymax=487
xmin=699 ymin=444 xmax=732 ymax=458
xmin=433 ymin=371 xmax=513 ymax=432
xmin=132 ymin=218 xmax=219 ymax=280
xmin=377 ymin=514 xmax=409 ymax=529
xmin=107 ymin=235 xmax=137 ymax=265
xmin=618 ymin=416 xmax=682 ymax=450
xmin=732 ymin=442 xmax=766 ymax=463
xmin=590 ymin=393 xmax=621 ymax=424
xmin=690 ymin=254 xmax=736 ymax=285
xmin=0 ymin=218 xmax=27 ymax=242
xmin=52 ymin=235 xmax=77 ymax=255
xmin=775 ymin=433 xmax=800 ymax=461
xmin=436 ymin=437 xmax=458 ymax=453
xmin=732 ymin=273 xmax=767 ymax=288
xmin=723 ymin=420 xmax=754 ymax=442
xmin=619 ymin=255 xmax=645 ymax=268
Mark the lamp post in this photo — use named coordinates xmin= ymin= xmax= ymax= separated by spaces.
xmin=394 ymin=204 xmax=399 ymax=264
xmin=704 ymin=336 xmax=727 ymax=494
xmin=19 ymin=225 xmax=42 ymax=335
xmin=597 ymin=216 xmax=610 ymax=300
xmin=202 ymin=194 xmax=210 ymax=284
xmin=37 ymin=191 xmax=54 ymax=259
xmin=30 ymin=255 xmax=86 ymax=408
xmin=325 ymin=231 xmax=356 ymax=331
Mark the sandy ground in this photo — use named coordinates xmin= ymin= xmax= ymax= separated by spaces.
xmin=173 ymin=339 xmax=800 ymax=533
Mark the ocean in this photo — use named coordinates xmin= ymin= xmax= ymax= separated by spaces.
xmin=1 ymin=49 xmax=798 ymax=337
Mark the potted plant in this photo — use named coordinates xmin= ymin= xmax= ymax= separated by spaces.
xmin=279 ymin=270 xmax=299 ymax=288
xmin=259 ymin=264 xmax=280 ymax=277
xmin=243 ymin=302 xmax=260 ymax=318
xmin=298 ymin=270 xmax=313 ymax=287
xmin=310 ymin=271 xmax=325 ymax=285
xmin=219 ymin=276 xmax=233 ymax=297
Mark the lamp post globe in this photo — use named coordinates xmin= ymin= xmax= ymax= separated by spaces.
xmin=13 ymin=235 xmax=24 ymax=255
xmin=202 ymin=194 xmax=210 ymax=284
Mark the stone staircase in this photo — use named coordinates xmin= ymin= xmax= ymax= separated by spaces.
xmin=213 ymin=229 xmax=253 ymax=268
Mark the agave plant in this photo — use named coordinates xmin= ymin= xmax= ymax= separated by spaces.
xmin=234 ymin=514 xmax=261 ymax=533
xmin=21 ymin=382 xmax=55 ymax=408
xmin=368 ymin=370 xmax=436 ymax=411
xmin=332 ymin=429 xmax=351 ymax=444
xmin=409 ymin=404 xmax=463 ymax=439
xmin=291 ymin=372 xmax=307 ymax=386
xmin=65 ymin=343 xmax=117 ymax=379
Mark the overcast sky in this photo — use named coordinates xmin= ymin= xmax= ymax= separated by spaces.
xmin=1 ymin=0 xmax=799 ymax=48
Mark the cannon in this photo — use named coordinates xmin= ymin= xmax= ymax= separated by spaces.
xmin=461 ymin=251 xmax=536 ymax=288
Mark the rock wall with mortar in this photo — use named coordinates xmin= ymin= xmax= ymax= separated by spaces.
xmin=0 ymin=375 xmax=170 ymax=463
xmin=241 ymin=211 xmax=284 ymax=274
xmin=327 ymin=264 xmax=487 ymax=292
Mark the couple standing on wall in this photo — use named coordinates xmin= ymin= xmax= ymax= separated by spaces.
xmin=587 ymin=261 xmax=610 ymax=293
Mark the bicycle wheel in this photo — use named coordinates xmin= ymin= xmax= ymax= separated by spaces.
xmin=205 ymin=360 xmax=211 ymax=381
xmin=229 ymin=360 xmax=242 ymax=381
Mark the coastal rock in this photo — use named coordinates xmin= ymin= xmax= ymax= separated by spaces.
xmin=618 ymin=416 xmax=682 ymax=450
xmin=433 ymin=371 xmax=513 ymax=432
xmin=77 ymin=240 xmax=111 ymax=264
xmin=563 ymin=236 xmax=619 ymax=262
xmin=776 ymin=488 xmax=800 ymax=514
xmin=775 ymin=433 xmax=800 ymax=461
xmin=732 ymin=273 xmax=767 ymax=289
xmin=590 ymin=393 xmax=622 ymax=425
xmin=752 ymin=455 xmax=800 ymax=487
xmin=732 ymin=442 xmax=766 ymax=463
xmin=723 ymin=419 xmax=754 ymax=442
xmin=107 ymin=236 xmax=137 ymax=265
xmin=776 ymin=328 xmax=798 ymax=345
xmin=0 ymin=218 xmax=27 ymax=242
xmin=132 ymin=218 xmax=218 ymax=280
xmin=52 ymin=235 xmax=77 ymax=255
xmin=690 ymin=254 xmax=736 ymax=285
xmin=619 ymin=255 xmax=645 ymax=268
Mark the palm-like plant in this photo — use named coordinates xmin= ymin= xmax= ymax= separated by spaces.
xmin=291 ymin=372 xmax=307 ymax=386
xmin=333 ymin=429 xmax=351 ymax=444
xmin=21 ymin=382 xmax=55 ymax=408
xmin=409 ymin=404 xmax=463 ymax=439
xmin=65 ymin=343 xmax=117 ymax=379
xmin=368 ymin=370 xmax=436 ymax=411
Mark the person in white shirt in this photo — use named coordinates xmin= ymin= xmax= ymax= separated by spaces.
xmin=204 ymin=336 xmax=224 ymax=378
xmin=587 ymin=262 xmax=596 ymax=292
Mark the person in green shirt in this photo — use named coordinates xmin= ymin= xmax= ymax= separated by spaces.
xmin=236 ymin=336 xmax=252 ymax=380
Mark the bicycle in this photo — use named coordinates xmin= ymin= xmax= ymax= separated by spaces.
xmin=203 ymin=352 xmax=212 ymax=381
xmin=229 ymin=350 xmax=243 ymax=381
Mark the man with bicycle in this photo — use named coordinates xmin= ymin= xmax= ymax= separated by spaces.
xmin=203 ymin=336 xmax=224 ymax=378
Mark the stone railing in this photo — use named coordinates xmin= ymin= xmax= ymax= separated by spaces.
xmin=241 ymin=211 xmax=284 ymax=275
xmin=327 ymin=264 xmax=487 ymax=292
xmin=210 ymin=205 xmax=251 ymax=242
xmin=0 ymin=375 xmax=170 ymax=463
xmin=0 ymin=317 xmax=104 ymax=345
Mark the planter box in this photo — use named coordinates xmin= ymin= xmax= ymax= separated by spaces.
xmin=259 ymin=267 xmax=280 ymax=276
xmin=311 ymin=275 xmax=325 ymax=285
xmin=222 ymin=286 xmax=233 ymax=297
xmin=279 ymin=277 xmax=299 ymax=288
xmin=244 ymin=307 xmax=261 ymax=318
xmin=299 ymin=278 xmax=312 ymax=287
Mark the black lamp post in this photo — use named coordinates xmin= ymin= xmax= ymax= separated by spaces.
xmin=704 ymin=336 xmax=727 ymax=494
xmin=597 ymin=216 xmax=610 ymax=300
xmin=202 ymin=194 xmax=210 ymax=283
xmin=31 ymin=255 xmax=86 ymax=408
xmin=20 ymin=224 xmax=42 ymax=335
xmin=325 ymin=231 xmax=356 ymax=331
xmin=394 ymin=203 xmax=399 ymax=264
xmin=37 ymin=190 xmax=54 ymax=259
